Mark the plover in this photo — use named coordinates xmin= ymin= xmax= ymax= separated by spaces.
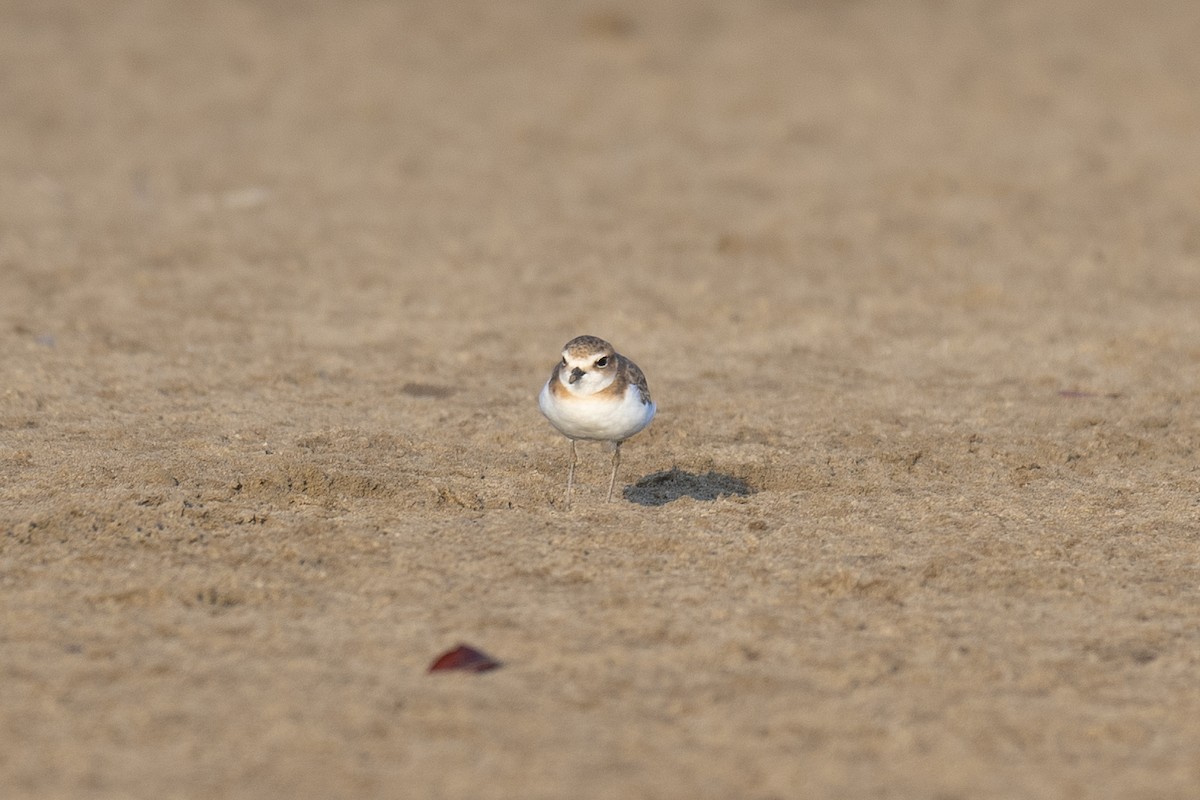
xmin=538 ymin=335 xmax=656 ymax=508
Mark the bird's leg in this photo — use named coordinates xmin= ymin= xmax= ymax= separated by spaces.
xmin=565 ymin=439 xmax=577 ymax=510
xmin=606 ymin=441 xmax=622 ymax=502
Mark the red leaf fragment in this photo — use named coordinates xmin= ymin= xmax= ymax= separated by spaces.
xmin=428 ymin=644 xmax=501 ymax=673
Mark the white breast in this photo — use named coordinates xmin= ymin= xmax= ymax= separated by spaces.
xmin=539 ymin=381 xmax=656 ymax=443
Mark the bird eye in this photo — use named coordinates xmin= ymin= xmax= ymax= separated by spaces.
xmin=595 ymin=356 xmax=609 ymax=368
xmin=560 ymin=358 xmax=567 ymax=367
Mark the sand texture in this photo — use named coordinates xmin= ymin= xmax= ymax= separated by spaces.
xmin=3 ymin=1 xmax=1199 ymax=798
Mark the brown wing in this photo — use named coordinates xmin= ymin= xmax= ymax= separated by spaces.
xmin=619 ymin=355 xmax=652 ymax=405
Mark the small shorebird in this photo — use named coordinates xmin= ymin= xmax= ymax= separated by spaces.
xmin=538 ymin=335 xmax=656 ymax=508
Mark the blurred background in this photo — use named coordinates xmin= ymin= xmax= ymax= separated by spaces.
xmin=3 ymin=2 xmax=1199 ymax=798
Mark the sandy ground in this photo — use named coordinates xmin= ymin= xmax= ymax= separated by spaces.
xmin=2 ymin=1 xmax=1199 ymax=797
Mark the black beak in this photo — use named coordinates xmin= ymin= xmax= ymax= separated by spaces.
xmin=568 ymin=367 xmax=584 ymax=384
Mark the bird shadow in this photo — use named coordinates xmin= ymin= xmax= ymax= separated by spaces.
xmin=623 ymin=468 xmax=755 ymax=507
